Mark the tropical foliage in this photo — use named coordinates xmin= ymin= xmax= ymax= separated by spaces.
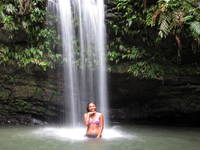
xmin=107 ymin=0 xmax=200 ymax=78
xmin=0 ymin=0 xmax=61 ymax=71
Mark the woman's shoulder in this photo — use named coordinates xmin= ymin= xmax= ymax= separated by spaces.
xmin=96 ymin=112 xmax=103 ymax=117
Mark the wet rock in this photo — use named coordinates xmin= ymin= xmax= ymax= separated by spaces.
xmin=0 ymin=67 xmax=200 ymax=126
xmin=31 ymin=118 xmax=48 ymax=126
xmin=109 ymin=73 xmax=200 ymax=125
xmin=0 ymin=67 xmax=65 ymax=126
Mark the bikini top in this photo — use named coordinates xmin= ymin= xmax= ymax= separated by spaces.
xmin=89 ymin=117 xmax=100 ymax=125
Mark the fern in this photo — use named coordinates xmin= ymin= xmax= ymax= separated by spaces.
xmin=190 ymin=21 xmax=200 ymax=35
xmin=159 ymin=15 xmax=171 ymax=38
xmin=5 ymin=4 xmax=17 ymax=14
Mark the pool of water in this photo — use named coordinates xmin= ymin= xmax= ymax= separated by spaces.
xmin=0 ymin=125 xmax=199 ymax=150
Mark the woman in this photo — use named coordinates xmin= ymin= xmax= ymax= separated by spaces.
xmin=83 ymin=102 xmax=104 ymax=138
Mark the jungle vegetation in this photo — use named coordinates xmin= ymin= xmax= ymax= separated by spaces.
xmin=0 ymin=0 xmax=200 ymax=78
xmin=107 ymin=0 xmax=200 ymax=78
xmin=0 ymin=0 xmax=60 ymax=71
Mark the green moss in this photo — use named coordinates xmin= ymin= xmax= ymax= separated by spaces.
xmin=15 ymin=100 xmax=32 ymax=108
xmin=14 ymin=86 xmax=37 ymax=98
xmin=0 ymin=90 xmax=10 ymax=100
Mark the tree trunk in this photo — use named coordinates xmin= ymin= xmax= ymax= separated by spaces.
xmin=175 ymin=34 xmax=182 ymax=64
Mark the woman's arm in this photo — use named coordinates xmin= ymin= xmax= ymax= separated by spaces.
xmin=83 ymin=112 xmax=96 ymax=126
xmin=97 ymin=114 xmax=104 ymax=138
xmin=83 ymin=113 xmax=90 ymax=126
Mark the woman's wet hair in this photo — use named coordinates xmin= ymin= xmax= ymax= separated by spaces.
xmin=87 ymin=102 xmax=96 ymax=112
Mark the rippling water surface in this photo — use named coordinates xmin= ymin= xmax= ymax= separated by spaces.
xmin=0 ymin=125 xmax=199 ymax=150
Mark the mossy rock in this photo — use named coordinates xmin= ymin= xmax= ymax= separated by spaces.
xmin=0 ymin=90 xmax=11 ymax=100
xmin=14 ymin=100 xmax=33 ymax=111
xmin=14 ymin=86 xmax=37 ymax=98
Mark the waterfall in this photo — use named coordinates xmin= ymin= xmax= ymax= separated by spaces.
xmin=47 ymin=0 xmax=108 ymax=127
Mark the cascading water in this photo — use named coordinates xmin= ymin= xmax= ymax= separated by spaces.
xmin=47 ymin=0 xmax=108 ymax=127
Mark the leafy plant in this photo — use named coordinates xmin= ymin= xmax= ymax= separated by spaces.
xmin=107 ymin=0 xmax=200 ymax=78
xmin=0 ymin=0 xmax=61 ymax=71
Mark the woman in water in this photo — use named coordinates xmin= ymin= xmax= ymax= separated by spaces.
xmin=83 ymin=102 xmax=104 ymax=138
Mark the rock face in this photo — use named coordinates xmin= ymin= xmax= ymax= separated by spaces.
xmin=109 ymin=73 xmax=200 ymax=125
xmin=0 ymin=66 xmax=65 ymax=126
xmin=0 ymin=67 xmax=200 ymax=126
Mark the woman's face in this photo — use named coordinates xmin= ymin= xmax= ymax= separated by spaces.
xmin=88 ymin=103 xmax=96 ymax=112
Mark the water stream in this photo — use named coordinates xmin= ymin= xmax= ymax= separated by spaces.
xmin=47 ymin=0 xmax=108 ymax=127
